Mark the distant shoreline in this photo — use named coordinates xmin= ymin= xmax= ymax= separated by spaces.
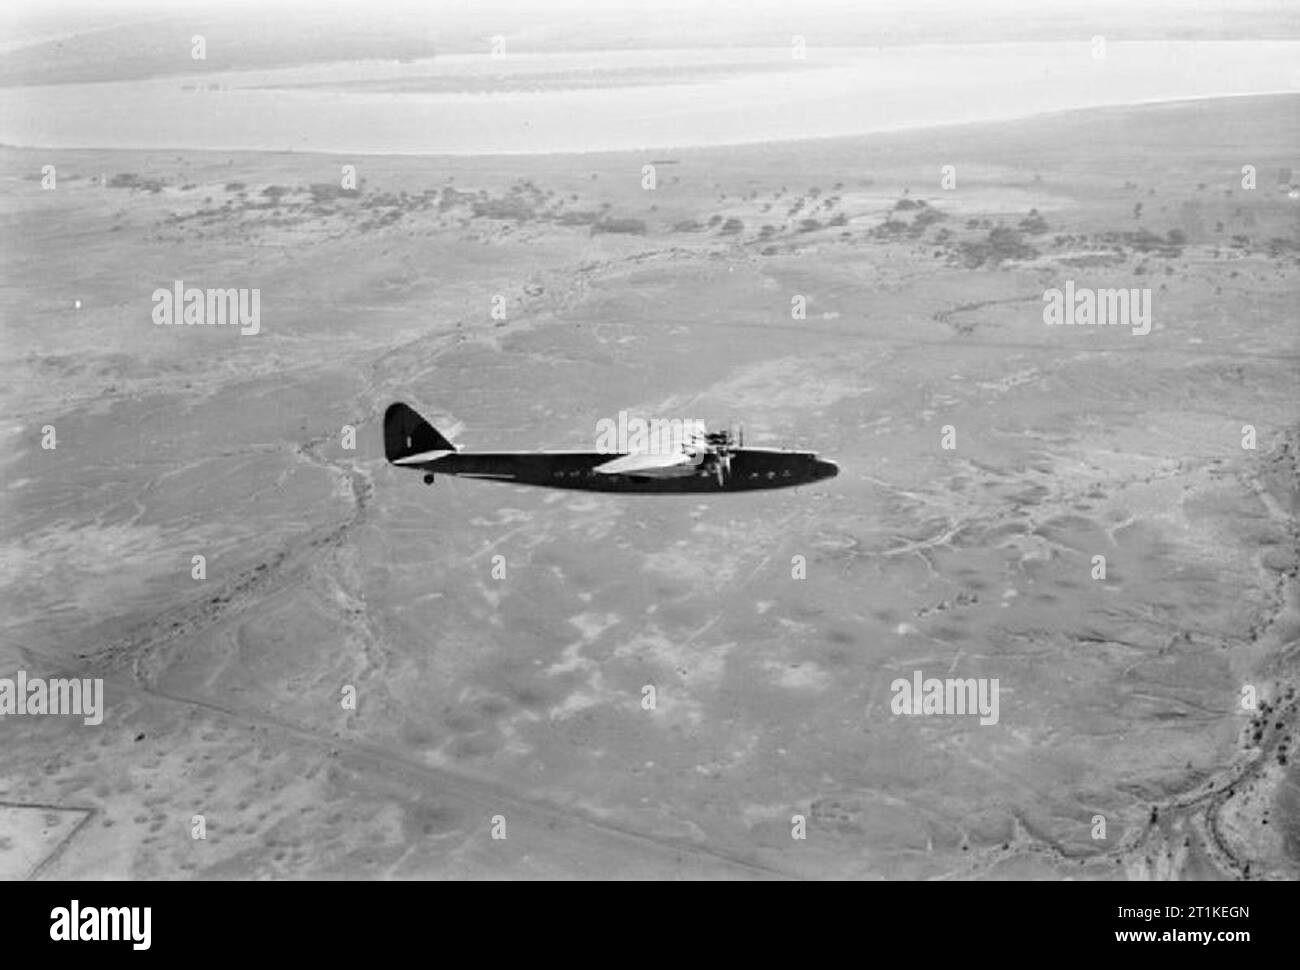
xmin=1 ymin=91 xmax=1296 ymax=162
xmin=1 ymin=41 xmax=1295 ymax=156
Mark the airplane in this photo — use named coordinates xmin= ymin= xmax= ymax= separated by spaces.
xmin=384 ymin=402 xmax=838 ymax=493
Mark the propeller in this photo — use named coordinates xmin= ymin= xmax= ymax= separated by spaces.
xmin=703 ymin=426 xmax=740 ymax=486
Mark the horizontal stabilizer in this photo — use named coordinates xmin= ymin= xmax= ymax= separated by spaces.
xmin=392 ymin=449 xmax=457 ymax=465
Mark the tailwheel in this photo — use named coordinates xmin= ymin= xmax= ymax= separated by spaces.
xmin=423 ymin=474 xmax=435 ymax=485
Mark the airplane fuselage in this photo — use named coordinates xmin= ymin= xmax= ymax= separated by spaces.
xmin=383 ymin=402 xmax=838 ymax=493
xmin=407 ymin=449 xmax=837 ymax=492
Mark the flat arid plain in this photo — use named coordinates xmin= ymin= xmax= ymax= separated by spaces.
xmin=1 ymin=19 xmax=1298 ymax=879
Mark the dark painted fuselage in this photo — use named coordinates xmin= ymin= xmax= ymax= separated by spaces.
xmin=382 ymin=401 xmax=837 ymax=493
xmin=412 ymin=449 xmax=838 ymax=493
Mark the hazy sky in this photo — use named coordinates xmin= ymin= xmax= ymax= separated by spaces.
xmin=3 ymin=0 xmax=1297 ymax=45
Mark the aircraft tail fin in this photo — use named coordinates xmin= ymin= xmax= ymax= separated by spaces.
xmin=384 ymin=402 xmax=457 ymax=463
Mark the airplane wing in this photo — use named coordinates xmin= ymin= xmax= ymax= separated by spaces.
xmin=593 ymin=450 xmax=701 ymax=478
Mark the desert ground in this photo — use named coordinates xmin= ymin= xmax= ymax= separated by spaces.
xmin=1 ymin=89 xmax=1297 ymax=879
